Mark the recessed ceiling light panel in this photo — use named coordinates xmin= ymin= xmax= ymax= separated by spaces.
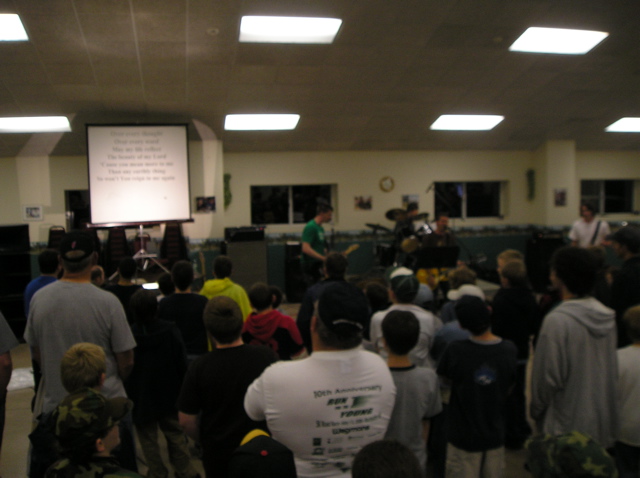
xmin=225 ymin=114 xmax=300 ymax=131
xmin=0 ymin=14 xmax=28 ymax=41
xmin=605 ymin=118 xmax=640 ymax=133
xmin=430 ymin=115 xmax=504 ymax=131
xmin=239 ymin=16 xmax=342 ymax=44
xmin=0 ymin=116 xmax=71 ymax=133
xmin=509 ymin=27 xmax=608 ymax=54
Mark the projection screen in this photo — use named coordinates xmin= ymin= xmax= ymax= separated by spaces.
xmin=87 ymin=124 xmax=191 ymax=225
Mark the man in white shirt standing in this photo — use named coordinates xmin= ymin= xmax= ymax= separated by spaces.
xmin=569 ymin=202 xmax=610 ymax=248
xmin=244 ymin=282 xmax=396 ymax=478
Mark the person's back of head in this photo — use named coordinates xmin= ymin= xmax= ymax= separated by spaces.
xmin=497 ymin=249 xmax=524 ymax=264
xmin=171 ymin=260 xmax=194 ymax=291
xmin=90 ymin=265 xmax=105 ymax=287
xmin=117 ymin=257 xmax=137 ymax=281
xmin=324 ymin=252 xmax=348 ymax=280
xmin=352 ymin=440 xmax=422 ymax=478
xmin=157 ymin=272 xmax=175 ymax=296
xmin=316 ymin=203 xmax=333 ymax=215
xmin=52 ymin=388 xmax=132 ymax=464
xmin=248 ymin=282 xmax=272 ymax=312
xmin=623 ymin=305 xmax=640 ymax=343
xmin=586 ymin=246 xmax=606 ymax=270
xmin=129 ymin=289 xmax=158 ymax=326
xmin=214 ymin=255 xmax=233 ymax=279
xmin=60 ymin=343 xmax=106 ymax=393
xmin=455 ymin=295 xmax=491 ymax=336
xmin=381 ymin=310 xmax=419 ymax=356
xmin=364 ymin=281 xmax=391 ymax=314
xmin=387 ymin=267 xmax=419 ymax=304
xmin=448 ymin=266 xmax=477 ymax=290
xmin=269 ymin=285 xmax=283 ymax=309
xmin=228 ymin=429 xmax=297 ymax=478
xmin=551 ymin=246 xmax=598 ymax=297
xmin=59 ymin=231 xmax=96 ymax=273
xmin=38 ymin=249 xmax=60 ymax=275
xmin=500 ymin=259 xmax=528 ymax=288
xmin=204 ymin=296 xmax=243 ymax=345
xmin=526 ymin=431 xmax=617 ymax=478
xmin=314 ymin=281 xmax=368 ymax=350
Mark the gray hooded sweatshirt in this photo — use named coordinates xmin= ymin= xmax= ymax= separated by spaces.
xmin=530 ymin=297 xmax=618 ymax=448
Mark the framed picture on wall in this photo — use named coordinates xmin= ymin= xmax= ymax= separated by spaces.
xmin=554 ymin=189 xmax=567 ymax=207
xmin=23 ymin=204 xmax=43 ymax=221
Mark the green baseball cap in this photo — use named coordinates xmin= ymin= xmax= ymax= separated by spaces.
xmin=525 ymin=431 xmax=618 ymax=478
xmin=53 ymin=387 xmax=132 ymax=446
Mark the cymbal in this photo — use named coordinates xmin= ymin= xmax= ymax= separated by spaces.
xmin=385 ymin=208 xmax=407 ymax=221
xmin=412 ymin=212 xmax=430 ymax=221
xmin=366 ymin=223 xmax=392 ymax=233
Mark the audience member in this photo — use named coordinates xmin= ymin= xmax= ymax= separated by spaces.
xmin=200 ymin=255 xmax=252 ymax=319
xmin=370 ymin=267 xmax=441 ymax=368
xmin=491 ymin=259 xmax=537 ymax=449
xmin=46 ymin=388 xmax=142 ymax=477
xmin=569 ymin=202 xmax=611 ymax=248
xmin=608 ymin=226 xmax=640 ymax=347
xmin=587 ymin=246 xmax=612 ymax=307
xmin=616 ymin=305 xmax=640 ymax=478
xmin=296 ymin=252 xmax=348 ymax=352
xmin=0 ymin=312 xmax=18 ymax=461
xmin=178 ymin=296 xmax=277 ymax=478
xmin=526 ymin=431 xmax=617 ymax=478
xmin=352 ymin=440 xmax=423 ymax=478
xmin=269 ymin=285 xmax=284 ymax=310
xmin=439 ymin=267 xmax=482 ymax=324
xmin=437 ymin=295 xmax=517 ymax=478
xmin=29 ymin=343 xmax=107 ymax=477
xmin=244 ymin=282 xmax=396 ymax=478
xmin=24 ymin=249 xmax=60 ymax=316
xmin=157 ymin=260 xmax=209 ymax=360
xmin=227 ymin=429 xmax=297 ymax=478
xmin=243 ymin=282 xmax=307 ymax=360
xmin=24 ymin=231 xmax=138 ymax=472
xmin=157 ymin=272 xmax=175 ymax=301
xmin=105 ymin=256 xmax=143 ymax=324
xmin=496 ymin=249 xmax=524 ymax=275
xmin=531 ymin=246 xmax=618 ymax=449
xmin=382 ymin=310 xmax=442 ymax=474
xmin=90 ymin=265 xmax=106 ymax=288
xmin=126 ymin=289 xmax=199 ymax=478
xmin=24 ymin=249 xmax=61 ymax=397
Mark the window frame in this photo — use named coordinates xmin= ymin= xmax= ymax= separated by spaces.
xmin=434 ymin=181 xmax=503 ymax=219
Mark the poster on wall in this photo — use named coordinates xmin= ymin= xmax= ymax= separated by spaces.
xmin=196 ymin=196 xmax=216 ymax=213
xmin=22 ymin=205 xmax=43 ymax=221
xmin=354 ymin=196 xmax=372 ymax=210
xmin=554 ymin=188 xmax=567 ymax=207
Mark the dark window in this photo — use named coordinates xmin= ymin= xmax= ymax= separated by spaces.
xmin=580 ymin=180 xmax=633 ymax=213
xmin=251 ymin=185 xmax=333 ymax=225
xmin=434 ymin=181 xmax=501 ymax=218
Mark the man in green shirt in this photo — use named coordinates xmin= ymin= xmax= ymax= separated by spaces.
xmin=301 ymin=203 xmax=333 ymax=285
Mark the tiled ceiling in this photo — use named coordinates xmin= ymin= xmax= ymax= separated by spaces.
xmin=1 ymin=0 xmax=640 ymax=157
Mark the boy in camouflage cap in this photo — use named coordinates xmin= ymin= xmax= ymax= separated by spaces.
xmin=46 ymin=387 xmax=141 ymax=477
xmin=526 ymin=431 xmax=618 ymax=478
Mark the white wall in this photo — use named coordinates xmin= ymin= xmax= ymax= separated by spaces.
xmin=3 ymin=141 xmax=640 ymax=243
xmin=225 ymin=150 xmax=539 ymax=234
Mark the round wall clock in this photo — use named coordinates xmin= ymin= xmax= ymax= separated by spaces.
xmin=379 ymin=176 xmax=395 ymax=192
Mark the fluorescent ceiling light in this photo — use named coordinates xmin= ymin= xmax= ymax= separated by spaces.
xmin=509 ymin=27 xmax=608 ymax=54
xmin=0 ymin=14 xmax=28 ymax=41
xmin=430 ymin=115 xmax=504 ymax=131
xmin=239 ymin=16 xmax=342 ymax=44
xmin=0 ymin=116 xmax=71 ymax=133
xmin=605 ymin=118 xmax=640 ymax=133
xmin=225 ymin=114 xmax=300 ymax=131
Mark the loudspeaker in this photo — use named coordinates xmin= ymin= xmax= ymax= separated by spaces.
xmin=226 ymin=241 xmax=268 ymax=291
xmin=526 ymin=233 xmax=565 ymax=292
xmin=285 ymin=242 xmax=306 ymax=303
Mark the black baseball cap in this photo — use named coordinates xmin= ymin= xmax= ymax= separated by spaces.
xmin=59 ymin=231 xmax=95 ymax=262
xmin=317 ymin=282 xmax=369 ymax=331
